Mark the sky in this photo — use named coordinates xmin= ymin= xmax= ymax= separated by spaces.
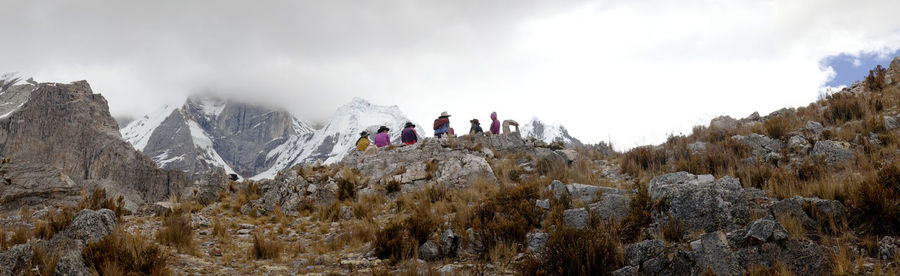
xmin=2 ymin=0 xmax=900 ymax=150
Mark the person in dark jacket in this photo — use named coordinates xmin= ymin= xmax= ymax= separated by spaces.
xmin=469 ymin=119 xmax=484 ymax=136
xmin=433 ymin=111 xmax=451 ymax=138
xmin=401 ymin=122 xmax=418 ymax=145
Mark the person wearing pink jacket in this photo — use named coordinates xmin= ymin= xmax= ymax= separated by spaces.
xmin=374 ymin=126 xmax=391 ymax=147
xmin=489 ymin=112 xmax=501 ymax=135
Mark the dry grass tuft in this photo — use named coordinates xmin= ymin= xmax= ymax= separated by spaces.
xmin=776 ymin=214 xmax=807 ymax=240
xmin=83 ymin=228 xmax=170 ymax=276
xmin=155 ymin=204 xmax=195 ymax=254
xmin=249 ymin=232 xmax=282 ymax=260
xmin=373 ymin=220 xmax=417 ymax=264
xmin=78 ymin=188 xmax=126 ymax=218
xmin=32 ymin=244 xmax=60 ymax=276
xmin=660 ymin=214 xmax=686 ymax=242
xmin=9 ymin=226 xmax=28 ymax=247
xmin=33 ymin=208 xmax=74 ymax=239
xmin=520 ymin=223 xmax=623 ymax=275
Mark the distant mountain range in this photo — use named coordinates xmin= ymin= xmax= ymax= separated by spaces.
xmin=121 ymin=96 xmax=583 ymax=180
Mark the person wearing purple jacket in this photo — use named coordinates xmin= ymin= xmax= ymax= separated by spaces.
xmin=374 ymin=126 xmax=391 ymax=148
xmin=490 ymin=112 xmax=501 ymax=135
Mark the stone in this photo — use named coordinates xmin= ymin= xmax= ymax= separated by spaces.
xmin=744 ymin=218 xmax=789 ymax=243
xmin=0 ymin=244 xmax=32 ymax=276
xmin=340 ymin=206 xmax=354 ymax=220
xmin=548 ymin=180 xmax=567 ymax=199
xmin=805 ymin=121 xmax=825 ymax=135
xmin=788 ymin=135 xmax=811 ymax=153
xmin=535 ymin=199 xmax=550 ymax=210
xmin=710 ymin=116 xmax=739 ymax=131
xmin=440 ymin=229 xmax=460 ymax=257
xmin=879 ymin=236 xmax=899 ymax=260
xmin=611 ymin=266 xmax=638 ymax=276
xmin=237 ymin=229 xmax=253 ymax=235
xmin=54 ymin=251 xmax=92 ymax=276
xmin=625 ymin=239 xmax=664 ymax=266
xmin=0 ymin=160 xmax=81 ymax=213
xmin=419 ymin=240 xmax=439 ymax=261
xmin=732 ymin=134 xmax=784 ymax=157
xmin=526 ymin=231 xmax=549 ymax=253
xmin=811 ymin=140 xmax=854 ymax=165
xmin=587 ymin=190 xmax=631 ymax=220
xmin=556 ymin=149 xmax=578 ymax=164
xmin=563 ymin=208 xmax=589 ymax=229
xmin=744 ymin=111 xmax=761 ymax=122
xmin=688 ymin=142 xmax=707 ymax=152
xmin=66 ymin=209 xmax=117 ymax=243
xmin=239 ymin=223 xmax=256 ymax=229
xmin=183 ymin=167 xmax=228 ymax=205
xmin=502 ymin=120 xmax=520 ymax=134
xmin=649 ymin=172 xmax=749 ymax=232
xmin=691 ymin=231 xmax=743 ymax=276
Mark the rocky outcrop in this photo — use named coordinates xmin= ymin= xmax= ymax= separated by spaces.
xmin=649 ymin=172 xmax=749 ymax=232
xmin=0 ymin=81 xmax=191 ymax=209
xmin=0 ymin=244 xmax=32 ymax=276
xmin=732 ymin=134 xmax=784 ymax=159
xmin=811 ymin=140 xmax=854 ymax=165
xmin=710 ymin=116 xmax=739 ymax=131
xmin=0 ymin=160 xmax=82 ymax=212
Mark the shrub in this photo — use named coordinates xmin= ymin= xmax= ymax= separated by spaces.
xmin=405 ymin=208 xmax=438 ymax=245
xmin=337 ymin=178 xmax=357 ymax=201
xmin=250 ymin=232 xmax=282 ymax=260
xmin=10 ymin=226 xmax=28 ymax=246
xmin=618 ymin=180 xmax=652 ymax=242
xmin=621 ymin=146 xmax=667 ymax=177
xmin=34 ymin=208 xmax=74 ymax=239
xmin=660 ymin=214 xmax=686 ymax=242
xmin=155 ymin=204 xmax=195 ymax=253
xmin=521 ymin=224 xmax=623 ymax=275
xmin=78 ymin=188 xmax=126 ymax=218
xmin=425 ymin=159 xmax=439 ymax=180
xmin=824 ymin=93 xmax=865 ymax=124
xmin=853 ymin=161 xmax=900 ymax=234
xmin=32 ymin=244 xmax=60 ymax=276
xmin=83 ymin=228 xmax=169 ymax=275
xmin=373 ymin=221 xmax=416 ymax=264
xmin=471 ymin=183 xmax=542 ymax=255
xmin=385 ymin=179 xmax=401 ymax=194
xmin=764 ymin=116 xmax=791 ymax=141
xmin=795 ymin=156 xmax=825 ymax=182
xmin=0 ymin=229 xmax=6 ymax=250
xmin=865 ymin=64 xmax=888 ymax=92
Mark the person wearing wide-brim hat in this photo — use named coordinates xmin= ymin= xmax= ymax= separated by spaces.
xmin=433 ymin=111 xmax=452 ymax=138
xmin=469 ymin=119 xmax=484 ymax=136
xmin=356 ymin=130 xmax=371 ymax=151
xmin=401 ymin=122 xmax=419 ymax=145
xmin=374 ymin=126 xmax=392 ymax=148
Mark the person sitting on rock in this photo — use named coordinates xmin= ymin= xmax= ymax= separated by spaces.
xmin=401 ymin=122 xmax=419 ymax=145
xmin=374 ymin=126 xmax=391 ymax=148
xmin=356 ymin=131 xmax=371 ymax=151
xmin=433 ymin=111 xmax=451 ymax=138
xmin=489 ymin=112 xmax=501 ymax=135
xmin=469 ymin=119 xmax=484 ymax=136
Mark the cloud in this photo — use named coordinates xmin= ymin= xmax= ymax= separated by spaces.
xmin=1 ymin=0 xmax=899 ymax=148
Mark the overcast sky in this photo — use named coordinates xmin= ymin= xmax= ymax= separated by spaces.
xmin=3 ymin=0 xmax=900 ymax=149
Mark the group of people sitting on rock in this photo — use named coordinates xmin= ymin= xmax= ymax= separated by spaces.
xmin=355 ymin=111 xmax=506 ymax=155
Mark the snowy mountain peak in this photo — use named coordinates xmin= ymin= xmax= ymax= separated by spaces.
xmin=522 ymin=117 xmax=583 ymax=146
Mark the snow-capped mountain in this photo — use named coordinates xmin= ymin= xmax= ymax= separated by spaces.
xmin=521 ymin=117 xmax=583 ymax=146
xmin=121 ymin=95 xmax=314 ymax=179
xmin=253 ymin=97 xmax=424 ymax=179
xmin=0 ymin=73 xmax=38 ymax=119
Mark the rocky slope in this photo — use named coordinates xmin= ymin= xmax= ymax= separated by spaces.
xmin=0 ymin=78 xmax=190 ymax=210
xmin=121 ymin=96 xmax=314 ymax=178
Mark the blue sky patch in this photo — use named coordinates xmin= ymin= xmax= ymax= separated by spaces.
xmin=821 ymin=49 xmax=900 ymax=87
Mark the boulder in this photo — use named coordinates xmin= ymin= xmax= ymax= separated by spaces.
xmin=884 ymin=115 xmax=900 ymax=131
xmin=811 ymin=140 xmax=854 ymax=165
xmin=649 ymin=172 xmax=749 ymax=232
xmin=183 ymin=167 xmax=228 ymax=205
xmin=611 ymin=266 xmax=638 ymax=276
xmin=625 ymin=239 xmax=664 ymax=266
xmin=55 ymin=251 xmax=92 ymax=276
xmin=440 ymin=229 xmax=460 ymax=257
xmin=732 ymin=134 xmax=784 ymax=157
xmin=879 ymin=236 xmax=899 ymax=260
xmin=563 ymin=208 xmax=590 ymax=230
xmin=805 ymin=121 xmax=825 ymax=135
xmin=787 ymin=135 xmax=811 ymax=153
xmin=535 ymin=199 xmax=550 ymax=210
xmin=769 ymin=196 xmax=847 ymax=234
xmin=710 ymin=116 xmax=739 ymax=131
xmin=743 ymin=218 xmax=789 ymax=244
xmin=66 ymin=209 xmax=117 ymax=243
xmin=690 ymin=231 xmax=743 ymax=276
xmin=688 ymin=142 xmax=707 ymax=153
xmin=587 ymin=189 xmax=631 ymax=220
xmin=419 ymin=240 xmax=439 ymax=261
xmin=0 ymin=244 xmax=32 ymax=276
xmin=340 ymin=206 xmax=354 ymax=220
xmin=526 ymin=231 xmax=549 ymax=253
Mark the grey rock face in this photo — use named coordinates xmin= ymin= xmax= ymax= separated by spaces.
xmin=625 ymin=239 xmax=664 ymax=266
xmin=691 ymin=231 xmax=743 ymax=276
xmin=182 ymin=167 xmax=228 ymax=205
xmin=54 ymin=251 xmax=92 ymax=276
xmin=649 ymin=172 xmax=749 ymax=232
xmin=811 ymin=140 xmax=854 ymax=165
xmin=744 ymin=219 xmax=789 ymax=244
xmin=0 ymin=160 xmax=81 ymax=212
xmin=587 ymin=189 xmax=631 ymax=221
xmin=0 ymin=244 xmax=32 ymax=276
xmin=885 ymin=115 xmax=900 ymax=131
xmin=805 ymin=121 xmax=825 ymax=135
xmin=710 ymin=116 xmax=739 ymax=131
xmin=340 ymin=206 xmax=354 ymax=220
xmin=688 ymin=142 xmax=707 ymax=152
xmin=611 ymin=266 xmax=638 ymax=276
xmin=66 ymin=209 xmax=117 ymax=243
xmin=769 ymin=196 xmax=847 ymax=236
xmin=732 ymin=134 xmax=784 ymax=157
xmin=563 ymin=208 xmax=590 ymax=229
xmin=347 ymin=138 xmax=496 ymax=188
xmin=787 ymin=135 xmax=811 ymax=153
xmin=0 ymin=81 xmax=190 ymax=208
xmin=419 ymin=240 xmax=439 ymax=261
xmin=879 ymin=236 xmax=899 ymax=260
xmin=440 ymin=229 xmax=460 ymax=257
xmin=526 ymin=231 xmax=549 ymax=253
